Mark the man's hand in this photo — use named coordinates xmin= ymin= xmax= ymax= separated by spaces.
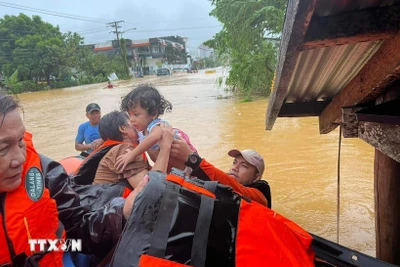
xmin=170 ymin=136 xmax=194 ymax=162
xmin=90 ymin=138 xmax=104 ymax=150
xmin=123 ymin=175 xmax=149 ymax=220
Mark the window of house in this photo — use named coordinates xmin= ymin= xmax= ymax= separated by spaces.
xmin=151 ymin=44 xmax=160 ymax=54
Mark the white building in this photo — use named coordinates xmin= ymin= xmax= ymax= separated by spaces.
xmin=198 ymin=44 xmax=213 ymax=58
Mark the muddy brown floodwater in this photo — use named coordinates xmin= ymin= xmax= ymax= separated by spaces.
xmin=18 ymin=68 xmax=375 ymax=256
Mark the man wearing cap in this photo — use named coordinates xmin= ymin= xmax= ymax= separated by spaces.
xmin=170 ymin=138 xmax=271 ymax=207
xmin=75 ymin=103 xmax=104 ymax=156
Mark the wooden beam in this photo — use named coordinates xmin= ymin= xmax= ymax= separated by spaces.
xmin=303 ymin=5 xmax=400 ymax=50
xmin=356 ymin=98 xmax=400 ymax=125
xmin=278 ymin=101 xmax=330 ymax=117
xmin=341 ymin=106 xmax=363 ymax=138
xmin=319 ymin=33 xmax=400 ymax=134
xmin=266 ymin=0 xmax=317 ymax=130
xmin=357 ymin=114 xmax=400 ymax=125
xmin=375 ymin=82 xmax=400 ymax=105
xmin=359 ymin=122 xmax=400 ymax=163
xmin=374 ymin=149 xmax=400 ymax=265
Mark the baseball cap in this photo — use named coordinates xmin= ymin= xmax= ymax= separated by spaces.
xmin=86 ymin=103 xmax=101 ymax=113
xmin=228 ymin=149 xmax=265 ymax=176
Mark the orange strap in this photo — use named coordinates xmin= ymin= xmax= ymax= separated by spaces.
xmin=139 ymin=254 xmax=192 ymax=267
xmin=122 ymin=187 xmax=133 ymax=198
xmin=165 ymin=174 xmax=216 ymax=199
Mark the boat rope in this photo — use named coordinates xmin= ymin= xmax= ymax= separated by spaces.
xmin=337 ymin=123 xmax=343 ymax=244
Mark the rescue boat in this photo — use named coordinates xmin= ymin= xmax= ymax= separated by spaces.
xmin=59 ymin=156 xmax=396 ymax=267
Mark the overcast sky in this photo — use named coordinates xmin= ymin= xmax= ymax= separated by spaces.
xmin=0 ymin=0 xmax=222 ymax=53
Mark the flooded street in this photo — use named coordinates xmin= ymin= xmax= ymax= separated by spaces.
xmin=18 ymin=69 xmax=375 ymax=256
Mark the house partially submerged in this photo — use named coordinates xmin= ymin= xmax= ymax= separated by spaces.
xmin=266 ymin=0 xmax=400 ymax=265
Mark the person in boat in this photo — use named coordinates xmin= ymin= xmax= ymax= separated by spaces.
xmin=75 ymin=103 xmax=104 ymax=156
xmin=92 ymin=110 xmax=173 ymax=189
xmin=170 ymin=137 xmax=271 ymax=207
xmin=114 ymin=84 xmax=197 ymax=172
xmin=0 ymin=90 xmax=149 ymax=266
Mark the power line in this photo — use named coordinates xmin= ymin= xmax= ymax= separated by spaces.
xmin=78 ymin=28 xmax=109 ymax=36
xmin=0 ymin=1 xmax=221 ymax=30
xmin=128 ymin=25 xmax=222 ymax=34
xmin=0 ymin=1 xmax=109 ymax=24
xmin=0 ymin=1 xmax=224 ymax=40
xmin=127 ymin=17 xmax=217 ymax=27
xmin=81 ymin=25 xmax=221 ymax=40
xmin=77 ymin=26 xmax=108 ymax=34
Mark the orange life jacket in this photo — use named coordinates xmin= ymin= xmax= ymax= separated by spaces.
xmin=71 ymin=139 xmax=146 ymax=197
xmin=73 ymin=139 xmax=146 ymax=176
xmin=0 ymin=132 xmax=65 ymax=266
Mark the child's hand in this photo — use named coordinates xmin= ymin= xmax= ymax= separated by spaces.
xmin=115 ymin=153 xmax=132 ymax=171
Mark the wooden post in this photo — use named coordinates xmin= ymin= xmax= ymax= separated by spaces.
xmin=375 ymin=149 xmax=400 ymax=265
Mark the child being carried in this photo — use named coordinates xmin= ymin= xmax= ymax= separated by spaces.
xmin=115 ymin=84 xmax=197 ymax=172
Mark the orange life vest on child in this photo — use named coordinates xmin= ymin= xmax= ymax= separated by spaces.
xmin=0 ymin=132 xmax=65 ymax=266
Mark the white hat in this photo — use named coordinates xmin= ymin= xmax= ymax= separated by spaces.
xmin=228 ymin=149 xmax=265 ymax=176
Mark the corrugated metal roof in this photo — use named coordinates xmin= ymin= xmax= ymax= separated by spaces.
xmin=283 ymin=0 xmax=397 ymax=104
xmin=285 ymin=40 xmax=383 ymax=103
xmin=266 ymin=0 xmax=400 ymax=131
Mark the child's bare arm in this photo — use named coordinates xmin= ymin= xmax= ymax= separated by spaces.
xmin=151 ymin=123 xmax=173 ymax=172
xmin=114 ymin=149 xmax=138 ymax=171
xmin=138 ymin=125 xmax=163 ymax=154
xmin=115 ymin=126 xmax=163 ymax=171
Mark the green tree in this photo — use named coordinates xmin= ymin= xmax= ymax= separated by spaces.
xmin=121 ymin=38 xmax=130 ymax=76
xmin=165 ymin=43 xmax=187 ymax=64
xmin=0 ymin=14 xmax=66 ymax=83
xmin=0 ymin=13 xmax=134 ymax=92
xmin=205 ymin=0 xmax=286 ymax=99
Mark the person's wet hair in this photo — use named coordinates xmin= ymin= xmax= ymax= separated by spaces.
xmin=99 ymin=111 xmax=130 ymax=141
xmin=120 ymin=84 xmax=172 ymax=116
xmin=0 ymin=88 xmax=20 ymax=129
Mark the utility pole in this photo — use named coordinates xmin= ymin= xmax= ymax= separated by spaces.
xmin=107 ymin=20 xmax=130 ymax=77
xmin=107 ymin=20 xmax=124 ymax=42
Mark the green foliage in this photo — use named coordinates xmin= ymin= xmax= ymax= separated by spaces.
xmin=165 ymin=44 xmax=187 ymax=64
xmin=49 ymin=80 xmax=79 ymax=89
xmin=0 ymin=14 xmax=65 ymax=83
xmin=240 ymin=96 xmax=252 ymax=103
xmin=0 ymin=14 xmax=132 ymax=93
xmin=11 ymin=80 xmax=46 ymax=93
xmin=1 ymin=69 xmax=19 ymax=91
xmin=192 ymin=55 xmax=222 ymax=69
xmin=206 ymin=0 xmax=286 ymax=98
xmin=8 ymin=69 xmax=19 ymax=84
xmin=119 ymin=38 xmax=130 ymax=76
